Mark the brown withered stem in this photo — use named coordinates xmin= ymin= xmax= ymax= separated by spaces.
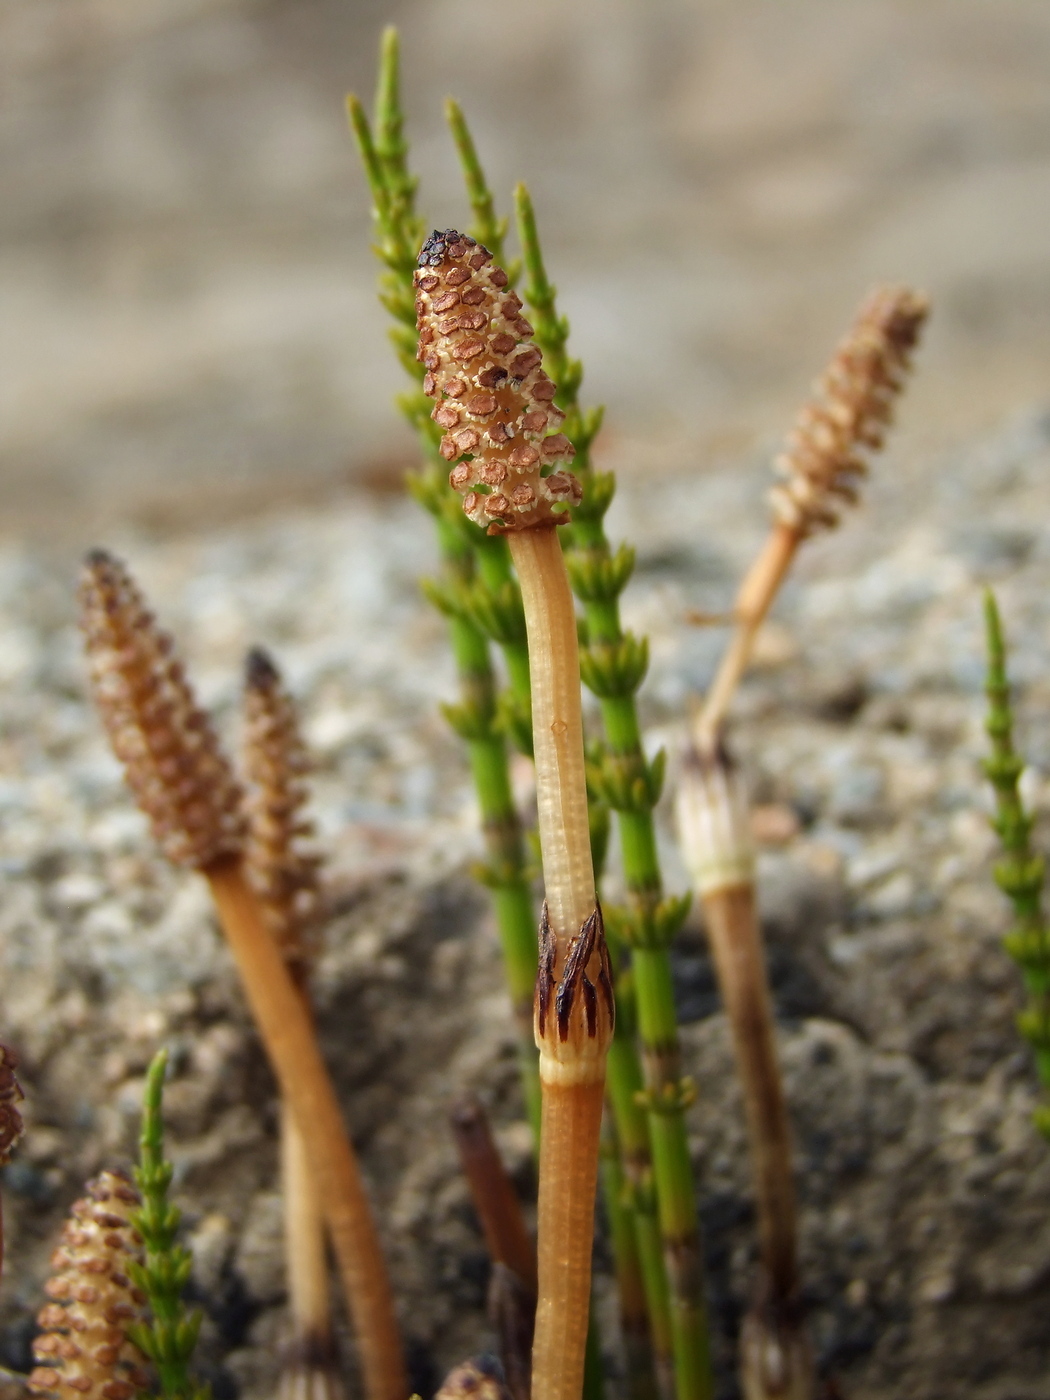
xmin=242 ymin=648 xmax=342 ymax=1400
xmin=416 ymin=229 xmax=613 ymax=1400
xmin=451 ymin=1096 xmax=537 ymax=1400
xmin=28 ymin=1171 xmax=151 ymax=1400
xmin=675 ymin=745 xmax=813 ymax=1400
xmin=451 ymin=1096 xmax=537 ymax=1292
xmin=489 ymin=1263 xmax=537 ymax=1400
xmin=0 ymin=1042 xmax=25 ymax=1289
xmin=697 ymin=287 xmax=928 ymax=745
xmin=79 ymin=553 xmax=405 ymax=1400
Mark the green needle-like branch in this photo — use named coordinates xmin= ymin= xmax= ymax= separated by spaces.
xmin=445 ymin=99 xmax=519 ymax=283
xmin=983 ymin=590 xmax=1050 ymax=1138
xmin=128 ymin=1050 xmax=208 ymax=1400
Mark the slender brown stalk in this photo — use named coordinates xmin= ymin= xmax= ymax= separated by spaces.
xmin=676 ymin=744 xmax=812 ymax=1400
xmin=241 ymin=649 xmax=342 ymax=1400
xmin=490 ymin=1263 xmax=538 ymax=1400
xmin=0 ymin=1043 xmax=24 ymax=1293
xmin=205 ymin=860 xmax=404 ymax=1400
xmin=451 ymin=1095 xmax=537 ymax=1292
xmin=451 ymin=1095 xmax=537 ymax=1400
xmin=416 ymin=230 xmax=613 ymax=1400
xmin=79 ymin=553 xmax=406 ymax=1400
xmin=697 ymin=287 xmax=928 ymax=744
xmin=279 ymin=1106 xmax=344 ymax=1400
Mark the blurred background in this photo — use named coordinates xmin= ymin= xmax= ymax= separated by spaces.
xmin=3 ymin=0 xmax=1050 ymax=540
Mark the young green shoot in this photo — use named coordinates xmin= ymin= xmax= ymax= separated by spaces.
xmin=983 ymin=590 xmax=1050 ymax=1138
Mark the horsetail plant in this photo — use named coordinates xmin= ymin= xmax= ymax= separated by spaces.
xmin=674 ymin=289 xmax=927 ymax=1396
xmin=126 ymin=1051 xmax=208 ymax=1400
xmin=675 ymin=747 xmax=812 ymax=1400
xmin=600 ymin=1117 xmax=659 ymax=1400
xmin=416 ymin=228 xmax=613 ymax=1400
xmin=515 ymin=187 xmax=708 ymax=1400
xmin=242 ymin=649 xmax=344 ymax=1400
xmin=78 ymin=551 xmax=406 ymax=1400
xmin=28 ymin=1171 xmax=151 ymax=1400
xmin=982 ymin=591 xmax=1050 ymax=1138
xmin=347 ymin=33 xmax=541 ymax=1136
xmin=697 ymin=286 xmax=929 ymax=745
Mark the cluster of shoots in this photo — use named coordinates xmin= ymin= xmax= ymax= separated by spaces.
xmin=28 ymin=25 xmax=1050 ymax=1400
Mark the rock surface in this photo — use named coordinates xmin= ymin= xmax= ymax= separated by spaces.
xmin=1 ymin=407 xmax=1050 ymax=1398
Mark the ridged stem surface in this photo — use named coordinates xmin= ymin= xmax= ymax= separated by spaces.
xmin=508 ymin=527 xmax=593 ymax=941
xmin=205 ymin=859 xmax=405 ymax=1400
xmin=533 ymin=1081 xmax=605 ymax=1400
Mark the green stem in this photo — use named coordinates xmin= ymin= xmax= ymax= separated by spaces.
xmin=127 ymin=1051 xmax=206 ymax=1400
xmin=601 ymin=1123 xmax=659 ymax=1400
xmin=517 ymin=183 xmax=710 ymax=1400
xmin=444 ymin=98 xmax=519 ymax=283
xmin=606 ymin=973 xmax=674 ymax=1395
xmin=983 ymin=590 xmax=1050 ymax=1138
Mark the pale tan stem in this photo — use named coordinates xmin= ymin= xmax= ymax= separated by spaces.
xmin=532 ymin=1080 xmax=605 ymax=1400
xmin=678 ymin=749 xmax=813 ymax=1399
xmin=696 ymin=523 xmax=800 ymax=746
xmin=281 ymin=1103 xmax=334 ymax=1341
xmin=700 ymin=885 xmax=798 ymax=1303
xmin=508 ymin=525 xmax=610 ymax=1400
xmin=205 ymin=859 xmax=405 ymax=1400
xmin=507 ymin=527 xmax=594 ymax=943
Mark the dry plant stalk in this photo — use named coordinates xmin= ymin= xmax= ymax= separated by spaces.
xmin=451 ymin=1096 xmax=537 ymax=1400
xmin=450 ymin=1095 xmax=537 ymax=1293
xmin=0 ymin=1041 xmax=25 ymax=1284
xmin=28 ymin=1172 xmax=150 ymax=1400
xmin=242 ymin=649 xmax=342 ymax=1400
xmin=697 ymin=287 xmax=929 ymax=745
xmin=488 ymin=1263 xmax=537 ymax=1400
xmin=79 ymin=553 xmax=405 ymax=1400
xmin=676 ymin=746 xmax=812 ymax=1400
xmin=416 ymin=230 xmax=613 ymax=1400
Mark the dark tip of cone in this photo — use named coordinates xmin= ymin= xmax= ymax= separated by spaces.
xmin=449 ymin=1094 xmax=485 ymax=1133
xmin=245 ymin=646 xmax=280 ymax=690
xmin=83 ymin=547 xmax=117 ymax=571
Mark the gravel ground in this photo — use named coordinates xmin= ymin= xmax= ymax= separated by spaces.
xmin=2 ymin=408 xmax=1050 ymax=1400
